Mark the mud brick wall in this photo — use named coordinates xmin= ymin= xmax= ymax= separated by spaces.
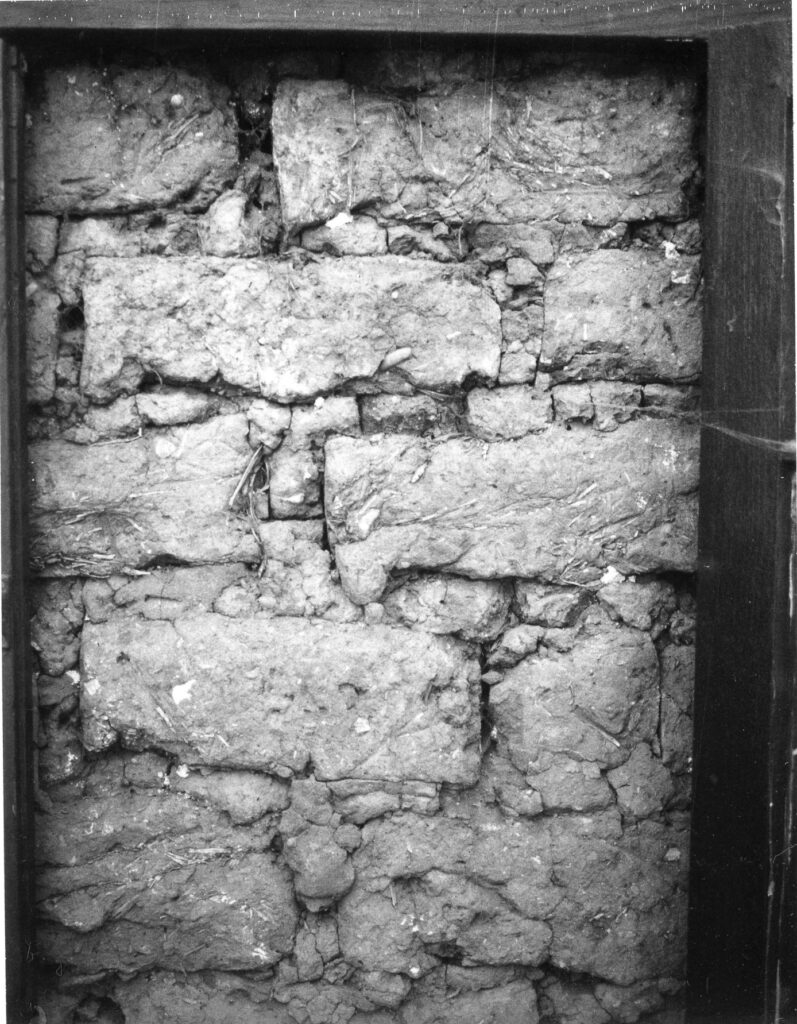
xmin=26 ymin=43 xmax=701 ymax=1024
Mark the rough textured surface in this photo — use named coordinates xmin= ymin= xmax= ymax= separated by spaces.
xmin=541 ymin=250 xmax=701 ymax=383
xmin=27 ymin=64 xmax=239 ymax=214
xmin=659 ymin=644 xmax=695 ymax=775
xmin=398 ymin=980 xmax=539 ymax=1024
xmin=26 ymin=44 xmax=700 ymax=1024
xmin=340 ymin=806 xmax=687 ymax=986
xmin=80 ymin=615 xmax=481 ymax=783
xmin=37 ymin=755 xmax=298 ymax=974
xmin=30 ymin=415 xmax=258 ymax=575
xmin=490 ymin=608 xmax=660 ymax=811
xmin=273 ymin=62 xmax=697 ymax=230
xmin=325 ymin=422 xmax=698 ymax=602
xmin=38 ymin=973 xmax=295 ymax=1024
xmin=360 ymin=393 xmax=462 ymax=436
xmin=54 ymin=215 xmax=205 ymax=309
xmin=26 ymin=286 xmax=61 ymax=405
xmin=269 ymin=397 xmax=361 ymax=518
xmin=80 ymin=256 xmax=501 ymax=402
xmin=467 ymin=385 xmax=553 ymax=440
xmin=82 ymin=563 xmax=252 ymax=623
xmin=382 ymin=575 xmax=512 ymax=640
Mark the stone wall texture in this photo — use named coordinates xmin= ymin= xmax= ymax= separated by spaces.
xmin=26 ymin=42 xmax=701 ymax=1024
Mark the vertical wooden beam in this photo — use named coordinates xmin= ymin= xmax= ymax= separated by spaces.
xmin=688 ymin=22 xmax=795 ymax=1023
xmin=0 ymin=37 xmax=35 ymax=1024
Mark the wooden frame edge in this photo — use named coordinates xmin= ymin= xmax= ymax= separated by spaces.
xmin=1 ymin=36 xmax=35 ymax=1024
xmin=689 ymin=22 xmax=796 ymax=1021
xmin=0 ymin=0 xmax=789 ymax=38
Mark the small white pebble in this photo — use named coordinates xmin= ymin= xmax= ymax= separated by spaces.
xmin=378 ymin=347 xmax=413 ymax=372
xmin=171 ymin=679 xmax=195 ymax=706
xmin=327 ymin=210 xmax=353 ymax=229
xmin=170 ymin=93 xmax=184 ymax=108
xmin=356 ymin=507 xmax=380 ymax=538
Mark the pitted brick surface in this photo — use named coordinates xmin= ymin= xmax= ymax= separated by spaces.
xmin=80 ymin=615 xmax=482 ymax=783
xmin=325 ymin=421 xmax=699 ymax=602
xmin=79 ymin=256 xmax=501 ymax=402
xmin=27 ymin=45 xmax=700 ymax=1024
xmin=541 ymin=250 xmax=701 ymax=382
xmin=30 ymin=415 xmax=258 ymax=575
xmin=26 ymin=64 xmax=239 ymax=214
xmin=273 ymin=65 xmax=697 ymax=230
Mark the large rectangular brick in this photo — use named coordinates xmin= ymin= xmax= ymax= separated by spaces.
xmin=324 ymin=420 xmax=699 ymax=603
xmin=26 ymin=64 xmax=238 ymax=214
xmin=398 ymin=983 xmax=539 ymax=1024
xmin=80 ymin=615 xmax=481 ymax=783
xmin=340 ymin=807 xmax=688 ymax=986
xmin=40 ymin=852 xmax=296 ymax=974
xmin=273 ymin=65 xmax=697 ymax=230
xmin=490 ymin=608 xmax=661 ymax=812
xmin=79 ymin=256 xmax=500 ymax=402
xmin=540 ymin=250 xmax=701 ymax=382
xmin=83 ymin=972 xmax=295 ymax=1024
xmin=30 ymin=414 xmax=258 ymax=576
xmin=37 ymin=759 xmax=297 ymax=973
xmin=81 ymin=524 xmax=362 ymax=625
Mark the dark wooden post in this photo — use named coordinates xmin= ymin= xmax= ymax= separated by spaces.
xmin=0 ymin=37 xmax=36 ymax=1024
xmin=688 ymin=22 xmax=795 ymax=1022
